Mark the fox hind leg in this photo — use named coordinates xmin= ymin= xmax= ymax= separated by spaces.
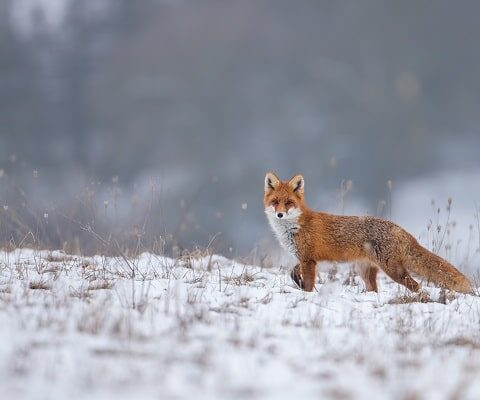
xmin=357 ymin=262 xmax=379 ymax=292
xmin=382 ymin=263 xmax=420 ymax=292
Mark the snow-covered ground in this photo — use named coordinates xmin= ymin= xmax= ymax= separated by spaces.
xmin=0 ymin=249 xmax=479 ymax=400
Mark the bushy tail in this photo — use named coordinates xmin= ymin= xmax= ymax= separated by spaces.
xmin=407 ymin=242 xmax=472 ymax=293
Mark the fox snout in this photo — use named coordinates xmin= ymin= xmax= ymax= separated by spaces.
xmin=273 ymin=205 xmax=287 ymax=218
xmin=267 ymin=204 xmax=287 ymax=219
xmin=266 ymin=205 xmax=300 ymax=220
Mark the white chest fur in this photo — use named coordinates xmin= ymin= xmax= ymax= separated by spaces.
xmin=265 ymin=207 xmax=301 ymax=257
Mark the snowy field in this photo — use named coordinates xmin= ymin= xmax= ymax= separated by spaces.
xmin=0 ymin=249 xmax=479 ymax=400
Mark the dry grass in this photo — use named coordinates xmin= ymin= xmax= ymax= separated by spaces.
xmin=29 ymin=280 xmax=51 ymax=290
xmin=0 ymin=285 xmax=11 ymax=294
xmin=45 ymin=252 xmax=74 ymax=263
xmin=444 ymin=337 xmax=480 ymax=349
xmin=223 ymin=271 xmax=256 ymax=286
xmin=387 ymin=292 xmax=434 ymax=304
xmin=87 ymin=280 xmax=115 ymax=291
xmin=69 ymin=288 xmax=93 ymax=300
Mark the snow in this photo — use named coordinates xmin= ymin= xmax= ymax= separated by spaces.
xmin=0 ymin=249 xmax=479 ymax=400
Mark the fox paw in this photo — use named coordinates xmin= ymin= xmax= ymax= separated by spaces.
xmin=416 ymin=289 xmax=432 ymax=303
xmin=290 ymin=269 xmax=304 ymax=290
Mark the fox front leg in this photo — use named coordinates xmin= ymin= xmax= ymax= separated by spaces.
xmin=290 ymin=264 xmax=304 ymax=289
xmin=300 ymin=260 xmax=317 ymax=292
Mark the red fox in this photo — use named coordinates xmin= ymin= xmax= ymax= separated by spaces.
xmin=264 ymin=172 xmax=472 ymax=294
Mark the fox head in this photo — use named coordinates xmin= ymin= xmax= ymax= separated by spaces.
xmin=264 ymin=172 xmax=305 ymax=220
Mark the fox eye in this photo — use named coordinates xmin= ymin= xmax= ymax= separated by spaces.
xmin=271 ymin=199 xmax=279 ymax=206
xmin=285 ymin=200 xmax=293 ymax=206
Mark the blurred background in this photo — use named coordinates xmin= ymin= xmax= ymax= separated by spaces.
xmin=0 ymin=0 xmax=479 ymax=260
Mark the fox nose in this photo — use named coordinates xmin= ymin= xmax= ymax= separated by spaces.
xmin=277 ymin=212 xmax=284 ymax=218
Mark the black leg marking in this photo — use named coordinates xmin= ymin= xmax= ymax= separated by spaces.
xmin=290 ymin=265 xmax=304 ymax=289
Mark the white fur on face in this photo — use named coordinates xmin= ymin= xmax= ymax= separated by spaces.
xmin=265 ymin=206 xmax=301 ymax=257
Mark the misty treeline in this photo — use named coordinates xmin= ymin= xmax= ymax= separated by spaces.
xmin=0 ymin=1 xmax=479 ymax=254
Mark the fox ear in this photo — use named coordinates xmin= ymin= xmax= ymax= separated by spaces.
xmin=265 ymin=172 xmax=280 ymax=192
xmin=288 ymin=174 xmax=304 ymax=194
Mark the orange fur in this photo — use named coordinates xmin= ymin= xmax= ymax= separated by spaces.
xmin=264 ymin=172 xmax=472 ymax=294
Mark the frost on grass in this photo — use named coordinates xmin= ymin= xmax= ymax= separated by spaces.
xmin=0 ymin=249 xmax=479 ymax=400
